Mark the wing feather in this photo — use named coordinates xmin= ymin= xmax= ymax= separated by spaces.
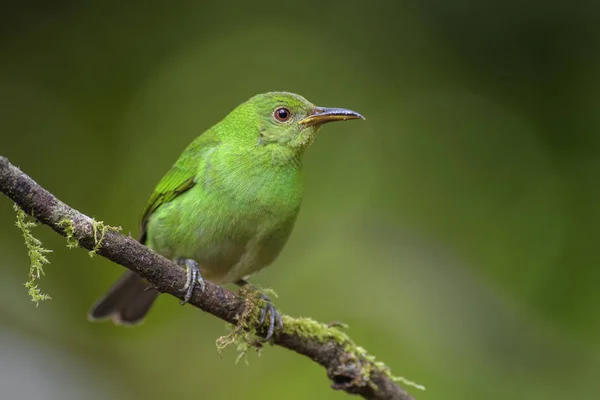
xmin=137 ymin=131 xmax=219 ymax=244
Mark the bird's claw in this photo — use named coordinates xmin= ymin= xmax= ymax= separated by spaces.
xmin=235 ymin=280 xmax=283 ymax=341
xmin=178 ymin=258 xmax=205 ymax=305
xmin=256 ymin=292 xmax=283 ymax=341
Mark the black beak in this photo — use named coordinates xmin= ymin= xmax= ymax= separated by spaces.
xmin=298 ymin=107 xmax=365 ymax=126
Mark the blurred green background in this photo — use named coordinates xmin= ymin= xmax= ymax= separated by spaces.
xmin=1 ymin=1 xmax=600 ymax=399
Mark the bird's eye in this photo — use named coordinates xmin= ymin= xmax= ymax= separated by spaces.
xmin=274 ymin=107 xmax=291 ymax=122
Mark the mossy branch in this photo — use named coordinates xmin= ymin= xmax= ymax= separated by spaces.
xmin=0 ymin=155 xmax=419 ymax=400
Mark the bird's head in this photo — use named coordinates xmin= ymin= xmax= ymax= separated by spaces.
xmin=225 ymin=92 xmax=364 ymax=157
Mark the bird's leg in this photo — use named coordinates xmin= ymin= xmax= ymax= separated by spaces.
xmin=235 ymin=279 xmax=283 ymax=341
xmin=176 ymin=258 xmax=206 ymax=305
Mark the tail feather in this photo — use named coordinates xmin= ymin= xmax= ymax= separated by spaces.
xmin=88 ymin=270 xmax=159 ymax=325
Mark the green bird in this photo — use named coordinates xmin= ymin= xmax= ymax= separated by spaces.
xmin=88 ymin=91 xmax=364 ymax=338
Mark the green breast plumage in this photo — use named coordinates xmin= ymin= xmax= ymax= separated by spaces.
xmin=145 ymin=142 xmax=303 ymax=284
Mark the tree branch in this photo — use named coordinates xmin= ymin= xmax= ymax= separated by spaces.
xmin=0 ymin=155 xmax=417 ymax=400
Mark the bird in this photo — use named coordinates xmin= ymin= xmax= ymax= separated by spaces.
xmin=88 ymin=91 xmax=364 ymax=339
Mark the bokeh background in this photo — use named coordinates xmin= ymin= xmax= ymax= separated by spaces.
xmin=1 ymin=1 xmax=600 ymax=399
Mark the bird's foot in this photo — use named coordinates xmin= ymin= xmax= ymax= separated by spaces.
xmin=256 ymin=291 xmax=284 ymax=341
xmin=177 ymin=258 xmax=205 ymax=305
xmin=236 ymin=280 xmax=283 ymax=341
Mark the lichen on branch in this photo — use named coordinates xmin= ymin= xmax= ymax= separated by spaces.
xmin=282 ymin=316 xmax=425 ymax=391
xmin=215 ymin=285 xmax=270 ymax=363
xmin=89 ymin=219 xmax=121 ymax=257
xmin=14 ymin=204 xmax=52 ymax=305
xmin=57 ymin=218 xmax=79 ymax=248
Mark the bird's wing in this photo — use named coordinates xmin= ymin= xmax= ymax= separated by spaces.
xmin=138 ymin=132 xmax=220 ymax=244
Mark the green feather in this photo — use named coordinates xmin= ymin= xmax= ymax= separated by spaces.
xmin=138 ymin=131 xmax=220 ymax=244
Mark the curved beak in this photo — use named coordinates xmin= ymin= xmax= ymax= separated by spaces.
xmin=298 ymin=107 xmax=365 ymax=127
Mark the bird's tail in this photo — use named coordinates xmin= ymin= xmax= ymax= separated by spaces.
xmin=88 ymin=270 xmax=159 ymax=325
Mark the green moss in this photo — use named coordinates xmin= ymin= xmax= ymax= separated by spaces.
xmin=283 ymin=315 xmax=425 ymax=391
xmin=57 ymin=218 xmax=79 ymax=248
xmin=376 ymin=361 xmax=426 ymax=391
xmin=57 ymin=217 xmax=120 ymax=256
xmin=14 ymin=204 xmax=52 ymax=306
xmin=88 ymin=220 xmax=121 ymax=257
xmin=282 ymin=315 xmax=352 ymax=344
xmin=215 ymin=291 xmax=263 ymax=364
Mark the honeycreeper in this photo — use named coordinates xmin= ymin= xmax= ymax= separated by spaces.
xmin=88 ymin=92 xmax=364 ymax=339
